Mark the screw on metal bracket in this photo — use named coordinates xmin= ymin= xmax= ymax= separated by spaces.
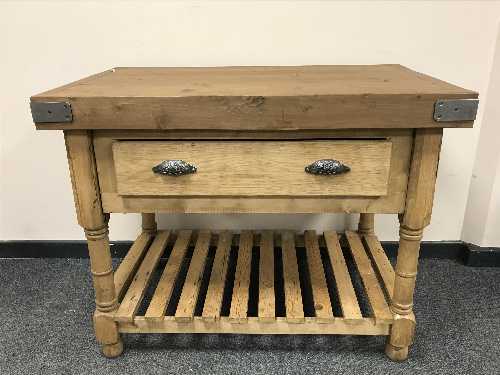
xmin=433 ymin=99 xmax=478 ymax=122
xmin=30 ymin=101 xmax=73 ymax=123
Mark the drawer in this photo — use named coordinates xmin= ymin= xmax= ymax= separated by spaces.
xmin=111 ymin=140 xmax=392 ymax=197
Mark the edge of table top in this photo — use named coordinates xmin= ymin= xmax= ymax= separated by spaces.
xmin=32 ymin=64 xmax=477 ymax=99
xmin=30 ymin=65 xmax=478 ymax=130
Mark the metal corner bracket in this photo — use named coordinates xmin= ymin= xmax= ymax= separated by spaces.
xmin=433 ymin=99 xmax=479 ymax=122
xmin=30 ymin=101 xmax=73 ymax=123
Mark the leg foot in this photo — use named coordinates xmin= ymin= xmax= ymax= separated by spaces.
xmin=385 ymin=341 xmax=408 ymax=362
xmin=101 ymin=339 xmax=124 ymax=358
xmin=94 ymin=311 xmax=122 ymax=358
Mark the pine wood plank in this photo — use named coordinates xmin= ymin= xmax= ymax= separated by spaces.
xmin=345 ymin=231 xmax=392 ymax=321
xmin=112 ymin=140 xmax=392 ymax=197
xmin=229 ymin=231 xmax=253 ymax=323
xmin=202 ymin=231 xmax=232 ymax=320
xmin=258 ymin=231 xmax=275 ymax=321
xmin=120 ymin=316 xmax=392 ymax=335
xmin=174 ymin=230 xmax=212 ymax=322
xmin=34 ymin=66 xmax=477 ymax=131
xmin=35 ymin=65 xmax=475 ymax=98
xmin=94 ymin=129 xmax=413 ymax=216
xmin=114 ymin=232 xmax=154 ymax=301
xmin=281 ymin=231 xmax=304 ymax=323
xmin=144 ymin=230 xmax=192 ymax=320
xmin=304 ymin=230 xmax=334 ymax=321
xmin=364 ymin=234 xmax=395 ymax=298
xmin=102 ymin=194 xmax=408 ymax=215
xmin=323 ymin=231 xmax=362 ymax=320
xmin=115 ymin=230 xmax=170 ymax=322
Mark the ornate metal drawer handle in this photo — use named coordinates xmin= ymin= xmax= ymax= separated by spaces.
xmin=305 ymin=159 xmax=350 ymax=175
xmin=152 ymin=160 xmax=197 ymax=176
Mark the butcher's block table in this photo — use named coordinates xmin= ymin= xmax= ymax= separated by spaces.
xmin=30 ymin=65 xmax=478 ymax=361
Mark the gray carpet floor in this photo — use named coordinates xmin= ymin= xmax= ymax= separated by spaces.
xmin=0 ymin=257 xmax=499 ymax=375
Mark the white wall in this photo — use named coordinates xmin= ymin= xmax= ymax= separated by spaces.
xmin=1 ymin=1 xmax=500 ymax=242
xmin=462 ymin=25 xmax=500 ymax=247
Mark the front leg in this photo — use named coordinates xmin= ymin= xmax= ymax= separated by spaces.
xmin=385 ymin=225 xmax=422 ymax=361
xmin=385 ymin=128 xmax=442 ymax=361
xmin=86 ymin=224 xmax=123 ymax=358
xmin=64 ymin=130 xmax=123 ymax=358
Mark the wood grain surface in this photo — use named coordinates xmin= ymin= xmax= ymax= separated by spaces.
xmin=32 ymin=65 xmax=477 ymax=130
xmin=112 ymin=140 xmax=392 ymax=197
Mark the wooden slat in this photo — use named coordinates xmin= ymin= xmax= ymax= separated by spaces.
xmin=121 ymin=316 xmax=391 ymax=335
xmin=174 ymin=230 xmax=211 ymax=321
xmin=115 ymin=231 xmax=170 ymax=322
xmin=323 ymin=231 xmax=362 ymax=320
xmin=114 ymin=232 xmax=154 ymax=300
xmin=120 ymin=316 xmax=392 ymax=336
xmin=144 ymin=230 xmax=192 ymax=320
xmin=229 ymin=231 xmax=253 ymax=323
xmin=202 ymin=231 xmax=232 ymax=320
xmin=258 ymin=231 xmax=275 ymax=321
xmin=364 ymin=234 xmax=395 ymax=298
xmin=345 ymin=231 xmax=392 ymax=321
xmin=281 ymin=231 xmax=304 ymax=323
xmin=304 ymin=231 xmax=334 ymax=321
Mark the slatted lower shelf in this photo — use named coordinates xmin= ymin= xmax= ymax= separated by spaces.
xmin=113 ymin=230 xmax=395 ymax=336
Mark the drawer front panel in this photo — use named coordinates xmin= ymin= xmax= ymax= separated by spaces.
xmin=112 ymin=140 xmax=392 ymax=197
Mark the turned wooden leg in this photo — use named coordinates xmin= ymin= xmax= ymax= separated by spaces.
xmin=86 ymin=224 xmax=123 ymax=358
xmin=141 ymin=213 xmax=157 ymax=234
xmin=358 ymin=213 xmax=375 ymax=235
xmin=65 ymin=130 xmax=123 ymax=358
xmin=385 ymin=225 xmax=422 ymax=361
xmin=385 ymin=128 xmax=443 ymax=361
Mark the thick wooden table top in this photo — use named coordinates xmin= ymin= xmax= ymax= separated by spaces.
xmin=31 ymin=65 xmax=477 ymax=130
